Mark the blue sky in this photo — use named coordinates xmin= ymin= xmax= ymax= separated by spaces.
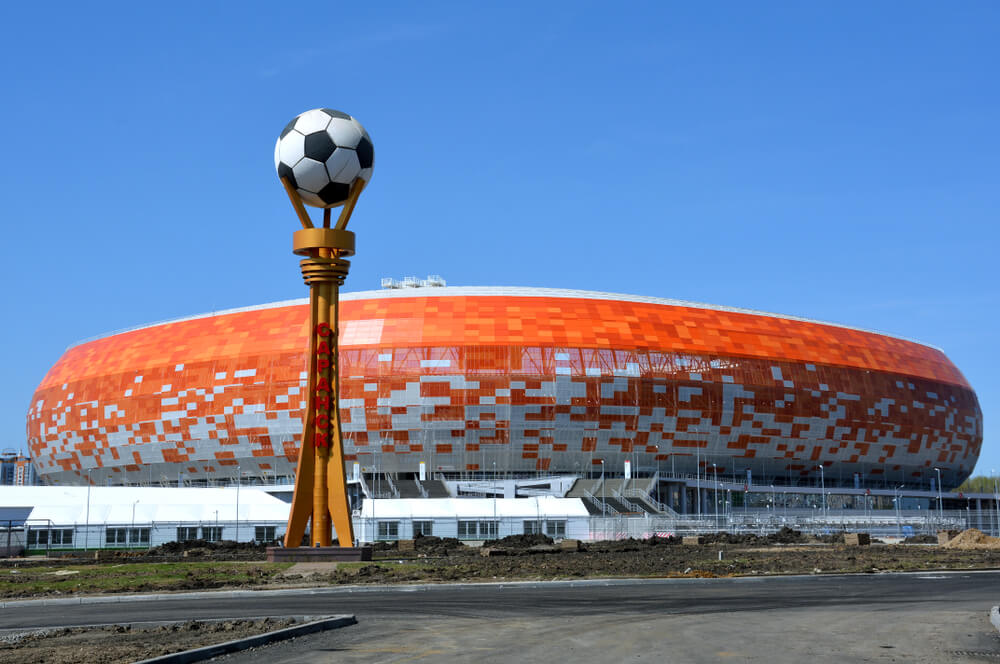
xmin=1 ymin=2 xmax=996 ymax=475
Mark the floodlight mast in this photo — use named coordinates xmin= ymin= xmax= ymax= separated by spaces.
xmin=282 ymin=178 xmax=367 ymax=548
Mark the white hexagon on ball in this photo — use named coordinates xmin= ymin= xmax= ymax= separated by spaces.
xmin=327 ymin=118 xmax=362 ymax=149
xmin=330 ymin=150 xmax=361 ymax=184
xmin=276 ymin=131 xmax=305 ymax=169
xmin=274 ymin=108 xmax=374 ymax=208
xmin=292 ymin=158 xmax=331 ymax=194
xmin=293 ymin=109 xmax=332 ymax=135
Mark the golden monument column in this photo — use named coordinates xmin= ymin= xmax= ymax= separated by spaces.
xmin=267 ymin=108 xmax=374 ymax=557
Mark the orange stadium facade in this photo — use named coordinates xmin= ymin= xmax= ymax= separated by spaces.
xmin=26 ymin=287 xmax=982 ymax=490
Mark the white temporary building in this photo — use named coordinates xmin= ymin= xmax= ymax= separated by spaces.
xmin=0 ymin=486 xmax=291 ymax=551
xmin=0 ymin=487 xmax=594 ymax=551
xmin=355 ymin=497 xmax=591 ymax=542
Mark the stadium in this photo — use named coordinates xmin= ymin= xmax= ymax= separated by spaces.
xmin=27 ymin=285 xmax=982 ymax=509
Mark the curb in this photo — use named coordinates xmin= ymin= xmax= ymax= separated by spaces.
xmin=132 ymin=614 xmax=356 ymax=664
xmin=991 ymin=606 xmax=1000 ymax=634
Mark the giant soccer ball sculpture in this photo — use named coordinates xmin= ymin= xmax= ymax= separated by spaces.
xmin=274 ymin=108 xmax=374 ymax=208
xmin=273 ymin=107 xmax=374 ymax=556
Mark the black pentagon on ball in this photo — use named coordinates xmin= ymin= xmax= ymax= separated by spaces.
xmin=279 ymin=118 xmax=298 ymax=140
xmin=321 ymin=108 xmax=352 ymax=121
xmin=303 ymin=131 xmax=336 ymax=162
xmin=317 ymin=181 xmax=351 ymax=205
xmin=276 ymin=162 xmax=297 ymax=190
xmin=355 ymin=136 xmax=374 ymax=169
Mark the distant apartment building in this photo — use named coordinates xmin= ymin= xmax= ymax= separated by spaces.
xmin=1 ymin=451 xmax=38 ymax=486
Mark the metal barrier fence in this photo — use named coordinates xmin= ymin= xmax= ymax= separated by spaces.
xmin=2 ymin=509 xmax=997 ymax=551
xmin=588 ymin=509 xmax=999 ymax=541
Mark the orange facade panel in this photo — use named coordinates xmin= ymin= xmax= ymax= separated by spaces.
xmin=39 ymin=293 xmax=967 ymax=391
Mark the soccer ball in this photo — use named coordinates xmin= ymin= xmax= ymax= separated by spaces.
xmin=273 ymin=109 xmax=374 ymax=208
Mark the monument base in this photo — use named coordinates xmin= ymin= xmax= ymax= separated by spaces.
xmin=266 ymin=546 xmax=373 ymax=563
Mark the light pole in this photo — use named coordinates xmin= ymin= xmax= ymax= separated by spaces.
xmin=599 ymin=459 xmax=606 ymax=519
xmin=712 ymin=463 xmax=719 ymax=529
xmin=493 ymin=461 xmax=497 ymax=536
xmin=993 ymin=470 xmax=999 ymax=536
xmin=235 ymin=465 xmax=241 ymax=543
xmin=131 ymin=500 xmax=139 ymax=547
xmin=770 ymin=484 xmax=775 ymax=516
xmin=934 ymin=467 xmax=943 ymax=526
xmin=817 ymin=465 xmax=826 ymax=520
xmin=84 ymin=468 xmax=91 ymax=551
xmin=655 ymin=447 xmax=661 ymax=505
xmin=894 ymin=485 xmax=903 ymax=537
xmin=696 ymin=446 xmax=701 ymax=519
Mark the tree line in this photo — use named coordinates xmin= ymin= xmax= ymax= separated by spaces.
xmin=953 ymin=476 xmax=1000 ymax=493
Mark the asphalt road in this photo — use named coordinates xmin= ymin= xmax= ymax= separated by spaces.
xmin=1 ymin=572 xmax=998 ymax=663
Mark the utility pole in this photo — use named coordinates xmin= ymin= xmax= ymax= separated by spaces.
xmin=236 ymin=465 xmax=241 ymax=543
xmin=712 ymin=463 xmax=719 ymax=529
xmin=817 ymin=465 xmax=826 ymax=520
xmin=600 ymin=459 xmax=606 ymax=519
xmin=934 ymin=467 xmax=943 ymax=527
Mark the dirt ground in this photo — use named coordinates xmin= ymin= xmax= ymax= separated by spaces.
xmin=4 ymin=530 xmax=1000 ymax=596
xmin=342 ymin=530 xmax=1000 ymax=583
xmin=0 ymin=618 xmax=297 ymax=664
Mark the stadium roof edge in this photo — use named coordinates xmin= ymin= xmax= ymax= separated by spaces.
xmin=66 ymin=286 xmax=944 ymax=353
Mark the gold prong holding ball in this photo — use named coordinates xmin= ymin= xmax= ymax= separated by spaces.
xmin=280 ymin=177 xmax=314 ymax=230
xmin=336 ymin=179 xmax=367 ymax=231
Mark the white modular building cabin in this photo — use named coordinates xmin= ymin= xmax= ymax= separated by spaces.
xmin=0 ymin=486 xmax=291 ymax=552
xmin=355 ymin=497 xmax=591 ymax=542
xmin=0 ymin=487 xmax=593 ymax=552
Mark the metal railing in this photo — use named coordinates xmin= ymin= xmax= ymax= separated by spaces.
xmin=584 ymin=489 xmax=618 ymax=515
xmin=615 ymin=494 xmax=647 ymax=514
xmin=621 ymin=488 xmax=680 ymax=516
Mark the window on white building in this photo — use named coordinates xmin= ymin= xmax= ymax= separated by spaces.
xmin=106 ymin=528 xmax=128 ymax=546
xmin=377 ymin=521 xmax=399 ymax=540
xmin=458 ymin=520 xmax=498 ymax=539
xmin=177 ymin=527 xmax=199 ymax=542
xmin=479 ymin=520 xmax=498 ymax=539
xmin=523 ymin=520 xmax=542 ymax=535
xmin=27 ymin=528 xmax=71 ymax=546
xmin=129 ymin=528 xmax=150 ymax=545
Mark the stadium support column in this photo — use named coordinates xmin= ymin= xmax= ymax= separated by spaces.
xmin=282 ymin=180 xmax=365 ymax=549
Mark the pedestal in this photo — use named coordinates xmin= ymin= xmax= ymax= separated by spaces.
xmin=266 ymin=546 xmax=373 ymax=563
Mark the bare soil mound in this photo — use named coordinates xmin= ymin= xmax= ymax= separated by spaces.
xmin=702 ymin=527 xmax=810 ymax=546
xmin=481 ymin=534 xmax=554 ymax=549
xmin=902 ymin=534 xmax=938 ymax=544
xmin=941 ymin=529 xmax=1000 ymax=549
xmin=414 ymin=535 xmax=468 ymax=555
